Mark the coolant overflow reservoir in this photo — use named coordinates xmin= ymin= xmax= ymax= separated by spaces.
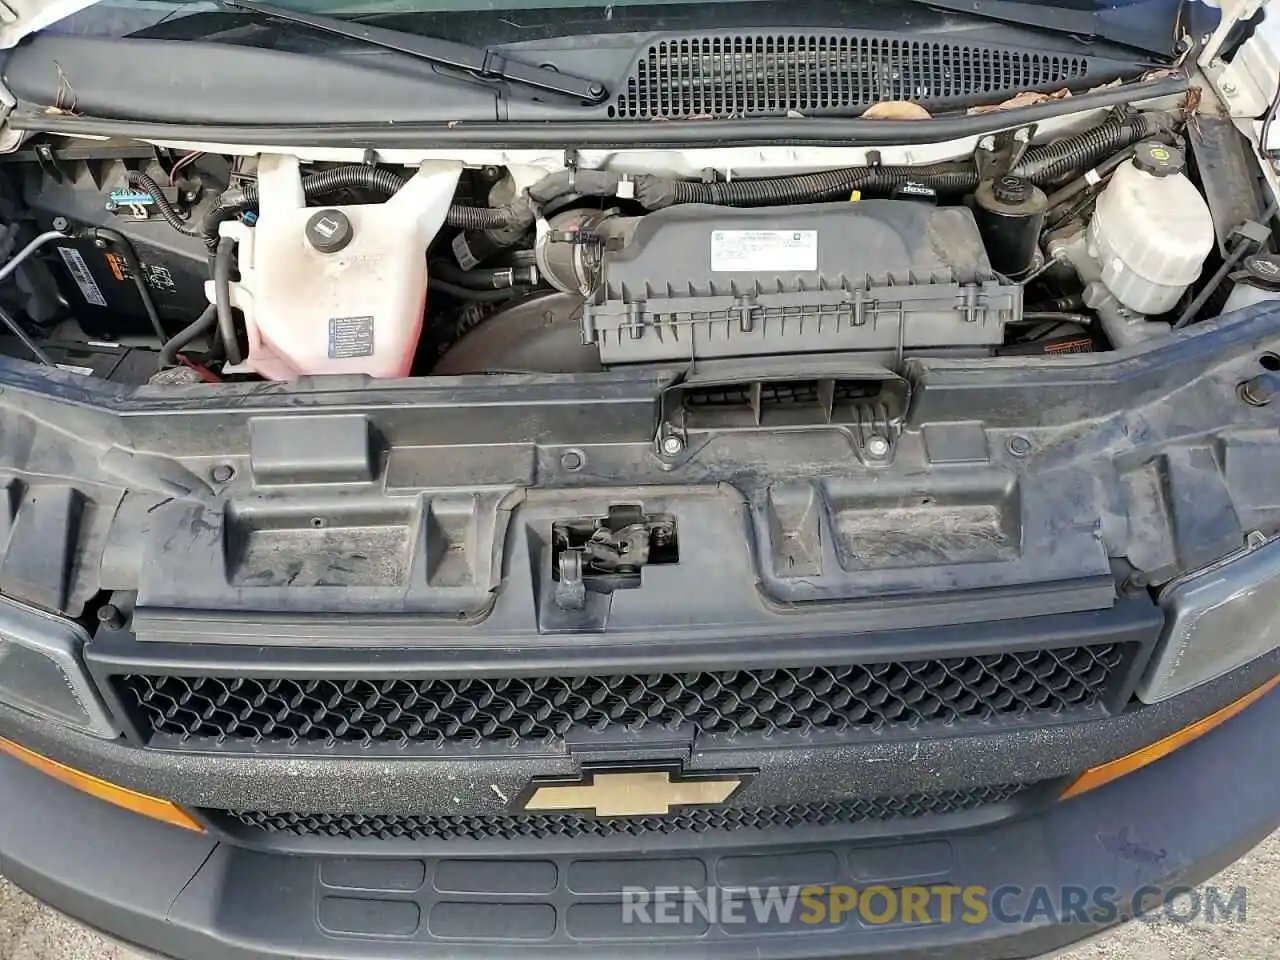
xmin=218 ymin=156 xmax=463 ymax=380
xmin=1087 ymin=142 xmax=1214 ymax=315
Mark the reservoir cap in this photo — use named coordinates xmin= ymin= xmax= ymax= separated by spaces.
xmin=1242 ymin=254 xmax=1280 ymax=291
xmin=1132 ymin=142 xmax=1184 ymax=178
xmin=993 ymin=175 xmax=1032 ymax=204
xmin=305 ymin=209 xmax=353 ymax=254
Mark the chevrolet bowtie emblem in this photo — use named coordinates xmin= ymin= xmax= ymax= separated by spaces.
xmin=518 ymin=765 xmax=752 ymax=817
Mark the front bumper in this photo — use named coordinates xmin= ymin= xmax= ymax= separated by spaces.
xmin=2 ymin=682 xmax=1276 ymax=960
xmin=0 ymin=286 xmax=1276 ymax=960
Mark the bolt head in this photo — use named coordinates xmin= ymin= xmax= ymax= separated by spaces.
xmin=210 ymin=463 xmax=235 ymax=483
xmin=560 ymin=449 xmax=585 ymax=471
xmin=1221 ymin=81 xmax=1237 ymax=95
xmin=865 ymin=435 xmax=891 ymax=458
xmin=1239 ymin=378 xmax=1274 ymax=406
xmin=661 ymin=435 xmax=685 ymax=456
xmin=96 ymin=604 xmax=124 ymax=630
xmin=1007 ymin=435 xmax=1033 ymax=456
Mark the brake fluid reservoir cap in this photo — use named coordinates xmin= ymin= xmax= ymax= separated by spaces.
xmin=1132 ymin=141 xmax=1184 ymax=178
xmin=305 ymin=209 xmax=353 ymax=253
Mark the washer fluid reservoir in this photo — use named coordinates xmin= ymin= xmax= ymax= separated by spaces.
xmin=218 ymin=156 xmax=463 ymax=380
xmin=1087 ymin=141 xmax=1214 ymax=315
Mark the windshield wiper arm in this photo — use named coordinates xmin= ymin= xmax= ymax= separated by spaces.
xmin=223 ymin=0 xmax=608 ymax=103
xmin=912 ymin=0 xmax=1171 ymax=57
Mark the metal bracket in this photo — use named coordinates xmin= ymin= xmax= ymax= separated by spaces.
xmin=0 ymin=77 xmax=25 ymax=157
xmin=1200 ymin=0 xmax=1278 ymax=123
xmin=554 ymin=549 xmax=587 ymax=610
xmin=552 ymin=506 xmax=678 ymax=605
xmin=1201 ymin=0 xmax=1268 ymax=67
xmin=975 ymin=127 xmax=1034 ymax=182
xmin=34 ymin=143 xmax=69 ymax=184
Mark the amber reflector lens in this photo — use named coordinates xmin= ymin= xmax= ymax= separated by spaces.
xmin=0 ymin=737 xmax=204 ymax=832
xmin=1061 ymin=674 xmax=1280 ymax=801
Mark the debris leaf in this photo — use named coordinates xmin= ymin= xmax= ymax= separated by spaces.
xmin=861 ymin=100 xmax=932 ymax=120
xmin=967 ymin=87 xmax=1070 ymax=116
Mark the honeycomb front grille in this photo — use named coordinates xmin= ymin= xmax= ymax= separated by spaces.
xmin=611 ymin=34 xmax=1091 ymax=119
xmin=113 ymin=643 xmax=1126 ymax=752
xmin=221 ymin=783 xmax=1033 ymax=842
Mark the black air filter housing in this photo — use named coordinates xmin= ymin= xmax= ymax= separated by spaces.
xmin=581 ymin=200 xmax=1022 ymax=364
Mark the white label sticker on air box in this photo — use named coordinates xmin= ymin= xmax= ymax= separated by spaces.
xmin=710 ymin=230 xmax=817 ymax=272
xmin=56 ymin=246 xmax=108 ymax=307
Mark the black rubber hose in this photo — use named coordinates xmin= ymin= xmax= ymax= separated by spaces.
xmin=1011 ymin=111 xmax=1177 ymax=184
xmin=158 ymin=304 xmax=217 ymax=369
xmin=1028 ymin=293 xmax=1085 ymax=312
xmin=526 ymin=169 xmax=624 ymax=205
xmin=304 ymin=164 xmax=406 ymax=197
xmin=1262 ymin=77 xmax=1280 ymax=162
xmin=1043 ymin=144 xmax=1138 ymax=209
xmin=125 ymin=172 xmax=203 ymax=238
xmin=213 ymin=237 xmax=241 ymax=366
xmin=0 ymin=303 xmax=53 ymax=365
xmin=201 ymin=166 xmax=413 ymax=247
xmin=635 ymin=163 xmax=979 ymax=208
xmin=445 ymin=205 xmax=517 ymax=230
xmin=207 ymin=166 xmax=517 ymax=242
xmin=195 ymin=200 xmax=236 ymax=251
xmin=211 ymin=197 xmax=512 ymax=234
xmin=231 ymin=165 xmax=409 ymax=208
xmin=430 ymin=260 xmax=532 ymax=289
xmin=841 ymin=166 xmax=979 ymax=197
xmin=429 ymin=278 xmax=523 ymax=301
xmin=89 ymin=227 xmax=167 ymax=343
xmin=1011 ymin=311 xmax=1095 ymax=325
xmin=633 ymin=165 xmax=918 ymax=208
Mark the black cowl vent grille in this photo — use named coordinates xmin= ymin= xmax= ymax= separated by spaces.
xmin=611 ymin=34 xmax=1091 ymax=119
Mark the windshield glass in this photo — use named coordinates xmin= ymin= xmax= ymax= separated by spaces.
xmin=42 ymin=0 xmax=1190 ymax=39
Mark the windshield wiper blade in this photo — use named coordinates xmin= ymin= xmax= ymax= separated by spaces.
xmin=223 ymin=0 xmax=608 ymax=103
xmin=912 ymin=0 xmax=1171 ymax=57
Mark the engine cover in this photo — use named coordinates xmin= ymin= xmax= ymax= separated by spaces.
xmin=580 ymin=201 xmax=1022 ymax=364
